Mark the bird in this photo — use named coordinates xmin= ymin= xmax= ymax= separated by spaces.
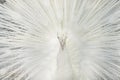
xmin=0 ymin=0 xmax=120 ymax=80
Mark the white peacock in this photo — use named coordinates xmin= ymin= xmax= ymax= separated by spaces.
xmin=0 ymin=0 xmax=120 ymax=80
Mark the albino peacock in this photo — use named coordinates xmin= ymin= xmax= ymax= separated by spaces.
xmin=0 ymin=0 xmax=120 ymax=80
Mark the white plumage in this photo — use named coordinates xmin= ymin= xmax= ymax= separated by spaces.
xmin=0 ymin=0 xmax=120 ymax=80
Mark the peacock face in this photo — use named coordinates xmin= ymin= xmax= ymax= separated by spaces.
xmin=0 ymin=0 xmax=120 ymax=80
